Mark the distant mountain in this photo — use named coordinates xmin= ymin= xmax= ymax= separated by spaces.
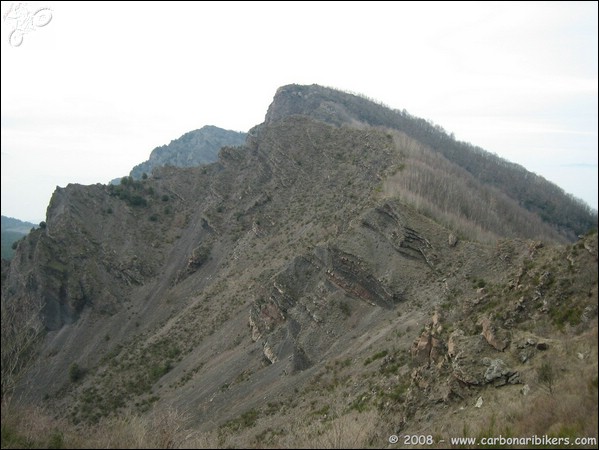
xmin=1 ymin=215 xmax=36 ymax=259
xmin=128 ymin=125 xmax=247 ymax=180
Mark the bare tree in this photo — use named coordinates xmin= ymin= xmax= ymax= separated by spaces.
xmin=1 ymin=292 xmax=44 ymax=403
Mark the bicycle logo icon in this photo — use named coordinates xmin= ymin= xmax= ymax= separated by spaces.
xmin=3 ymin=3 xmax=52 ymax=47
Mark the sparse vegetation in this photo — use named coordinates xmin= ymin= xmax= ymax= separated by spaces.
xmin=221 ymin=409 xmax=259 ymax=433
xmin=538 ymin=361 xmax=556 ymax=395
xmin=107 ymin=179 xmax=150 ymax=207
xmin=68 ymin=363 xmax=83 ymax=383
xmin=2 ymin=84 xmax=597 ymax=449
xmin=363 ymin=350 xmax=388 ymax=366
xmin=338 ymin=300 xmax=351 ymax=318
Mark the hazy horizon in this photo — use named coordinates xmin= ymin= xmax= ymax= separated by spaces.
xmin=2 ymin=1 xmax=597 ymax=222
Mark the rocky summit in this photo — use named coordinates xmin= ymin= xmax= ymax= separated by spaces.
xmin=129 ymin=125 xmax=247 ymax=180
xmin=2 ymin=84 xmax=597 ymax=448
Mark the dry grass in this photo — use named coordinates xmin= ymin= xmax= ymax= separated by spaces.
xmin=1 ymin=402 xmax=385 ymax=449
xmin=280 ymin=410 xmax=381 ymax=449
xmin=1 ymin=404 xmax=69 ymax=449
xmin=3 ymin=323 xmax=596 ymax=449
xmin=2 ymin=323 xmax=596 ymax=449
xmin=2 ymin=366 xmax=596 ymax=449
xmin=1 ymin=403 xmax=203 ymax=449
xmin=425 ymin=325 xmax=598 ymax=448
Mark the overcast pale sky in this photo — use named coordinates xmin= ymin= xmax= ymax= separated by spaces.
xmin=1 ymin=1 xmax=597 ymax=223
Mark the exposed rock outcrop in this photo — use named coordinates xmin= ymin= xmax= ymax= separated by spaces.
xmin=478 ymin=316 xmax=510 ymax=351
xmin=1 ymin=84 xmax=596 ymax=438
xmin=411 ymin=312 xmax=520 ymax=396
xmin=129 ymin=126 xmax=247 ymax=179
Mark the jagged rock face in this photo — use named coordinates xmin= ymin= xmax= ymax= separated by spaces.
xmin=482 ymin=358 xmax=518 ymax=386
xmin=4 ymin=186 xmax=120 ymax=330
xmin=1 ymin=84 xmax=597 ymax=436
xmin=2 ymin=179 xmax=192 ymax=330
xmin=247 ymin=195 xmax=448 ymax=368
xmin=264 ymin=85 xmax=362 ymax=127
xmin=478 ymin=316 xmax=510 ymax=351
xmin=129 ymin=126 xmax=247 ymax=179
xmin=264 ymin=84 xmax=596 ymax=241
xmin=250 ymin=242 xmax=405 ymax=366
xmin=448 ymin=330 xmax=518 ymax=386
xmin=407 ymin=312 xmax=522 ymax=418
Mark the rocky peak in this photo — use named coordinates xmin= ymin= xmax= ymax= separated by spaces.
xmin=1 ymin=85 xmax=597 ymax=446
xmin=129 ymin=125 xmax=247 ymax=179
xmin=264 ymin=84 xmax=365 ymax=126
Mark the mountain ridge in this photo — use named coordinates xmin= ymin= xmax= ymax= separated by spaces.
xmin=260 ymin=84 xmax=596 ymax=240
xmin=128 ymin=125 xmax=247 ymax=179
xmin=1 ymin=215 xmax=37 ymax=260
xmin=1 ymin=84 xmax=596 ymax=448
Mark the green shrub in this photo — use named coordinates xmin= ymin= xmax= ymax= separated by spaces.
xmin=69 ymin=362 xmax=83 ymax=382
xmin=364 ymin=349 xmax=388 ymax=366
xmin=129 ymin=195 xmax=147 ymax=207
xmin=338 ymin=300 xmax=351 ymax=318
